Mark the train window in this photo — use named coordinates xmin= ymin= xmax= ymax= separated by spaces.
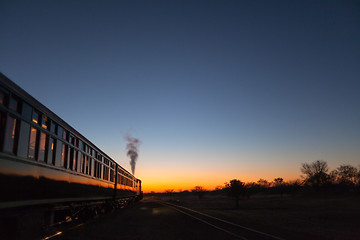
xmin=89 ymin=157 xmax=93 ymax=176
xmin=61 ymin=143 xmax=68 ymax=168
xmin=0 ymin=111 xmax=6 ymax=150
xmin=3 ymin=115 xmax=19 ymax=154
xmin=17 ymin=121 xmax=30 ymax=158
xmin=69 ymin=134 xmax=75 ymax=145
xmin=78 ymin=139 xmax=83 ymax=149
xmin=47 ymin=137 xmax=56 ymax=165
xmin=0 ymin=91 xmax=5 ymax=105
xmin=76 ymin=151 xmax=82 ymax=172
xmin=68 ymin=147 xmax=74 ymax=170
xmin=73 ymin=150 xmax=78 ymax=171
xmin=38 ymin=131 xmax=48 ymax=162
xmin=41 ymin=115 xmax=49 ymax=130
xmin=69 ymin=148 xmax=77 ymax=171
xmin=21 ymin=102 xmax=32 ymax=122
xmin=94 ymin=160 xmax=100 ymax=178
xmin=50 ymin=120 xmax=56 ymax=133
xmin=98 ymin=161 xmax=102 ymax=178
xmin=98 ymin=162 xmax=104 ymax=178
xmin=57 ymin=125 xmax=63 ymax=137
xmin=9 ymin=96 xmax=20 ymax=113
xmin=103 ymin=165 xmax=108 ymax=180
xmin=63 ymin=130 xmax=67 ymax=141
xmin=110 ymin=169 xmax=114 ymax=182
xmin=32 ymin=110 xmax=39 ymax=124
xmin=85 ymin=156 xmax=89 ymax=174
xmin=28 ymin=127 xmax=38 ymax=159
xmin=93 ymin=160 xmax=97 ymax=177
xmin=80 ymin=153 xmax=84 ymax=173
xmin=85 ymin=156 xmax=91 ymax=175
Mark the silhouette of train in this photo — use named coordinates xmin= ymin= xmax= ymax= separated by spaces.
xmin=0 ymin=73 xmax=142 ymax=236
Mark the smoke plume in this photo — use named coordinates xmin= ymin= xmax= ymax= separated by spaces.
xmin=125 ymin=135 xmax=141 ymax=175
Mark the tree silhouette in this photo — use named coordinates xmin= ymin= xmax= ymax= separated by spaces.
xmin=273 ymin=177 xmax=285 ymax=197
xmin=301 ymin=160 xmax=330 ymax=190
xmin=336 ymin=165 xmax=358 ymax=185
xmin=225 ymin=179 xmax=245 ymax=208
xmin=192 ymin=186 xmax=206 ymax=199
xmin=257 ymin=178 xmax=270 ymax=188
xmin=244 ymin=182 xmax=257 ymax=198
xmin=331 ymin=165 xmax=359 ymax=192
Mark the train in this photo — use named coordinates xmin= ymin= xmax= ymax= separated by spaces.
xmin=0 ymin=72 xmax=142 ymax=238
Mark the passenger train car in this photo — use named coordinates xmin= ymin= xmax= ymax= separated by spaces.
xmin=0 ymin=72 xmax=142 ymax=237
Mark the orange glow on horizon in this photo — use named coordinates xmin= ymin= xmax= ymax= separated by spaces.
xmin=139 ymin=168 xmax=301 ymax=193
xmin=132 ymin=152 xmax=332 ymax=193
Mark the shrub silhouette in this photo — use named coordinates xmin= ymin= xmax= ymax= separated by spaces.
xmin=225 ymin=179 xmax=245 ymax=208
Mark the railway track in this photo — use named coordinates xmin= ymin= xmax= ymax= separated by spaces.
xmin=157 ymin=200 xmax=285 ymax=240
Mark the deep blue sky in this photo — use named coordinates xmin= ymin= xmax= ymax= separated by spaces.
xmin=1 ymin=0 xmax=359 ymax=190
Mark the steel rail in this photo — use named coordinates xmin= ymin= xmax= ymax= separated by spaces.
xmin=158 ymin=201 xmax=248 ymax=240
xmin=159 ymin=200 xmax=284 ymax=240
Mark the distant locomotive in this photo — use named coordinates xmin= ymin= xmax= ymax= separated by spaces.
xmin=0 ymin=73 xmax=142 ymax=237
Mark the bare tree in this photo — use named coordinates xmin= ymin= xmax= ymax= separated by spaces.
xmin=301 ymin=160 xmax=330 ymax=190
xmin=225 ymin=179 xmax=245 ymax=208
xmin=331 ymin=165 xmax=358 ymax=187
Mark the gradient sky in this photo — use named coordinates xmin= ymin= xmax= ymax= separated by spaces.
xmin=1 ymin=0 xmax=359 ymax=192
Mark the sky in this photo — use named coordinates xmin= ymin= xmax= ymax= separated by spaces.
xmin=1 ymin=0 xmax=359 ymax=192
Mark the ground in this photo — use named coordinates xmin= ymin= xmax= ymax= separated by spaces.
xmin=52 ymin=193 xmax=360 ymax=240
xmin=158 ymin=192 xmax=360 ymax=240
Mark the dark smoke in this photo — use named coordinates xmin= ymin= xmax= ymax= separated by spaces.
xmin=125 ymin=135 xmax=141 ymax=175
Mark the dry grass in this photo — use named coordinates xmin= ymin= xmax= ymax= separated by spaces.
xmin=155 ymin=193 xmax=360 ymax=240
